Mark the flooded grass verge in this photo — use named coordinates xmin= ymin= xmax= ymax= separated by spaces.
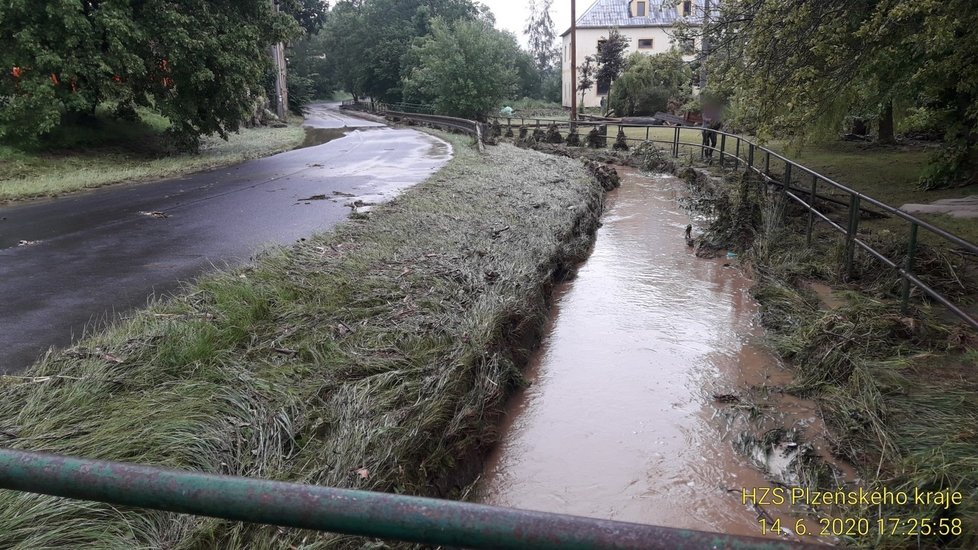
xmin=0 ymin=134 xmax=606 ymax=548
xmin=677 ymin=164 xmax=978 ymax=548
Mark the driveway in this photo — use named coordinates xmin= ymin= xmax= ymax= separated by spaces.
xmin=0 ymin=103 xmax=451 ymax=373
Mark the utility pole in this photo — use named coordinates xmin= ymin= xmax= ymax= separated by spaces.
xmin=271 ymin=0 xmax=289 ymax=121
xmin=570 ymin=0 xmax=577 ymax=121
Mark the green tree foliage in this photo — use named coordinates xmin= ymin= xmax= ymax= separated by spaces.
xmin=289 ymin=31 xmax=337 ymax=104
xmin=577 ymin=55 xmax=596 ymax=108
xmin=595 ymin=28 xmax=629 ymax=92
xmin=0 ymin=0 xmax=300 ymax=149
xmin=701 ymin=0 xmax=978 ymax=188
xmin=608 ymin=50 xmax=692 ymax=117
xmin=280 ymin=0 xmax=330 ymax=35
xmin=318 ymin=0 xmax=485 ymax=104
xmin=524 ymin=0 xmax=558 ymax=73
xmin=524 ymin=0 xmax=561 ymax=103
xmin=401 ymin=18 xmax=517 ymax=119
xmin=317 ymin=0 xmax=367 ymax=100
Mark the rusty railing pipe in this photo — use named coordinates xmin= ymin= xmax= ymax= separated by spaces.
xmin=0 ymin=449 xmax=810 ymax=550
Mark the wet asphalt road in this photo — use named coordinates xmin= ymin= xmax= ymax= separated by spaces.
xmin=0 ymin=103 xmax=452 ymax=373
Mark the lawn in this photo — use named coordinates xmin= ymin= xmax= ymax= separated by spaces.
xmin=0 ymin=108 xmax=305 ymax=204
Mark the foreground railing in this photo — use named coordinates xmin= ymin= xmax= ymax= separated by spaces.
xmin=489 ymin=116 xmax=978 ymax=331
xmin=0 ymin=449 xmax=809 ymax=549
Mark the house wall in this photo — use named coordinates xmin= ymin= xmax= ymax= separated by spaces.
xmin=561 ymin=27 xmax=697 ymax=109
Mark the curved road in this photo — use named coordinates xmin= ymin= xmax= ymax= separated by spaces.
xmin=0 ymin=103 xmax=451 ymax=373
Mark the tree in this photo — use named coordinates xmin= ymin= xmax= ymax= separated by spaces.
xmin=595 ymin=28 xmax=629 ymax=94
xmin=401 ymin=18 xmax=518 ymax=119
xmin=608 ymin=50 xmax=692 ymax=117
xmin=695 ymin=0 xmax=978 ymax=188
xmin=290 ymin=28 xmax=338 ymax=103
xmin=281 ymin=0 xmax=330 ymax=35
xmin=0 ymin=0 xmax=300 ymax=149
xmin=524 ymin=0 xmax=559 ymax=73
xmin=578 ymin=55 xmax=596 ymax=109
xmin=318 ymin=0 xmax=368 ymax=101
xmin=353 ymin=0 xmax=485 ymax=103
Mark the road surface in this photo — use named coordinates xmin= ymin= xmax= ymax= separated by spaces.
xmin=0 ymin=103 xmax=451 ymax=373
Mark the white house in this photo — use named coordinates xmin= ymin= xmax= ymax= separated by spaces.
xmin=561 ymin=0 xmax=703 ymax=108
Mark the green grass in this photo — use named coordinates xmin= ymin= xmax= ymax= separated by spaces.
xmin=0 ymin=108 xmax=305 ymax=204
xmin=0 ymin=134 xmax=605 ymax=548
xmin=684 ymin=171 xmax=978 ymax=548
xmin=514 ymin=122 xmax=977 ymax=244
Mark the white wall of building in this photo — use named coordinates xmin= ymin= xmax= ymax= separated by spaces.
xmin=561 ymin=27 xmax=696 ymax=109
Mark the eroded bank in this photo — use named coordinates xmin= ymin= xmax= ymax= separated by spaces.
xmin=478 ymin=168 xmax=846 ymax=542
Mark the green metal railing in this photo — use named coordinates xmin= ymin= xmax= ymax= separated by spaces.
xmin=489 ymin=116 xmax=978 ymax=331
xmin=0 ymin=449 xmax=812 ymax=549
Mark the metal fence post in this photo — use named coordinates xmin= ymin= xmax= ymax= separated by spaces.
xmin=765 ymin=151 xmax=771 ymax=177
xmin=673 ymin=126 xmax=680 ymax=158
xmin=845 ymin=194 xmax=861 ymax=278
xmin=719 ymin=134 xmax=726 ymax=166
xmin=783 ymin=163 xmax=792 ymax=193
xmin=646 ymin=126 xmax=650 ymax=141
xmin=748 ymin=144 xmax=755 ymax=171
xmin=806 ymin=174 xmax=817 ymax=246
xmin=901 ymin=222 xmax=919 ymax=312
xmin=735 ymin=138 xmax=741 ymax=170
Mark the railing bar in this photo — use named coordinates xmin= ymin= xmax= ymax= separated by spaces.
xmin=0 ymin=450 xmax=806 ymax=550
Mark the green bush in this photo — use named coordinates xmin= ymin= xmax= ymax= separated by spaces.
xmin=607 ymin=50 xmax=691 ymax=117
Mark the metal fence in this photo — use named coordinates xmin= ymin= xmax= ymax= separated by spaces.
xmin=489 ymin=116 xmax=978 ymax=331
xmin=340 ymin=100 xmax=485 ymax=146
xmin=0 ymin=449 xmax=809 ymax=549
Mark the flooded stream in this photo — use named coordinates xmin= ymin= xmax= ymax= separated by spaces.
xmin=478 ymin=169 xmax=842 ymax=541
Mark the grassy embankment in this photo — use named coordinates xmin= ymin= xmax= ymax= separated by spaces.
xmin=616 ymin=126 xmax=977 ymax=244
xmin=0 ymin=107 xmax=304 ymax=204
xmin=672 ymin=158 xmax=978 ymax=548
xmin=0 ymin=133 xmax=605 ymax=548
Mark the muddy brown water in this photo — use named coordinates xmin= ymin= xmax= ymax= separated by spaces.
xmin=478 ymin=169 xmax=845 ymax=542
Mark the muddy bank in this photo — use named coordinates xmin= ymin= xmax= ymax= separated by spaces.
xmin=672 ymin=160 xmax=978 ymax=548
xmin=477 ymin=168 xmax=848 ymax=542
xmin=0 ymin=135 xmax=607 ymax=548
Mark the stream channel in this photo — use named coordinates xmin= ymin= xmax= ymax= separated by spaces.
xmin=477 ymin=168 xmax=849 ymax=543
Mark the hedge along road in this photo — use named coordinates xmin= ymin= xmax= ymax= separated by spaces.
xmin=0 ymin=103 xmax=451 ymax=373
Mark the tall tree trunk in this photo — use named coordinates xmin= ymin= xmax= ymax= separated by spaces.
xmin=878 ymin=100 xmax=895 ymax=144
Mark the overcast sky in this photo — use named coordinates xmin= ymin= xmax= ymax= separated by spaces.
xmin=479 ymin=0 xmax=576 ymax=47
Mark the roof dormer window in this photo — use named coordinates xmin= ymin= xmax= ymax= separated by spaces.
xmin=635 ymin=1 xmax=647 ymax=17
xmin=681 ymin=0 xmax=692 ymax=17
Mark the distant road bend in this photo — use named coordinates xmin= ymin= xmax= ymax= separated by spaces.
xmin=0 ymin=103 xmax=452 ymax=373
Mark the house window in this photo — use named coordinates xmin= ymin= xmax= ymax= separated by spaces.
xmin=638 ymin=39 xmax=654 ymax=49
xmin=681 ymin=38 xmax=695 ymax=54
xmin=682 ymin=0 xmax=692 ymax=16
xmin=635 ymin=1 xmax=646 ymax=17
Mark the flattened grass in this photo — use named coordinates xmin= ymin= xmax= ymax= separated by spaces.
xmin=0 ymin=134 xmax=604 ymax=548
xmin=742 ymin=197 xmax=978 ymax=548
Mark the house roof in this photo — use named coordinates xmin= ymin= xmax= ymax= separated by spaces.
xmin=562 ymin=0 xmax=703 ymax=35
